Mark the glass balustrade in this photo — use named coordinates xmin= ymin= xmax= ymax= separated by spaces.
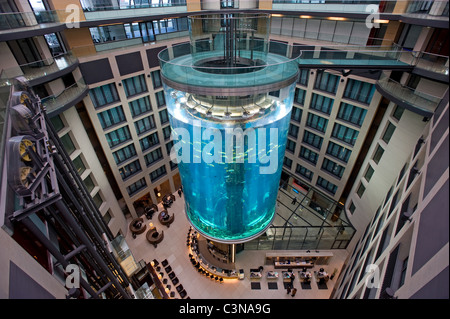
xmin=81 ymin=1 xmax=187 ymax=21
xmin=295 ymin=44 xmax=417 ymax=67
xmin=0 ymin=10 xmax=61 ymax=31
xmin=272 ymin=0 xmax=383 ymax=14
xmin=405 ymin=0 xmax=449 ymax=17
xmin=94 ymin=38 xmax=144 ymax=52
xmin=159 ymin=39 xmax=299 ymax=91
xmin=81 ymin=0 xmax=187 ymax=12
xmin=414 ymin=52 xmax=449 ymax=76
xmin=0 ymin=52 xmax=79 ymax=85
xmin=41 ymin=79 xmax=88 ymax=114
xmin=377 ymin=72 xmax=442 ymax=115
xmin=271 ymin=0 xmax=449 ymax=15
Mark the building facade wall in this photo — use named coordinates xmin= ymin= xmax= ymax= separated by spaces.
xmin=333 ymin=99 xmax=449 ymax=299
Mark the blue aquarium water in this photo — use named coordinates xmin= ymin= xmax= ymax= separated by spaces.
xmin=165 ymin=83 xmax=295 ymax=243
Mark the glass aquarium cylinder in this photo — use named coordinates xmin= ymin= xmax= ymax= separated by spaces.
xmin=159 ymin=13 xmax=299 ymax=243
xmin=165 ymin=85 xmax=295 ymax=243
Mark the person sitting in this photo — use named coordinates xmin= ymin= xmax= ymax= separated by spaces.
xmin=152 ymin=231 xmax=160 ymax=238
xmin=133 ymin=220 xmax=142 ymax=228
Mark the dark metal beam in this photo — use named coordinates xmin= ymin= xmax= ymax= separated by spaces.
xmin=20 ymin=216 xmax=100 ymax=299
xmin=54 ymin=200 xmax=131 ymax=299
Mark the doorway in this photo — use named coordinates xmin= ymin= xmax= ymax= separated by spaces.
xmin=44 ymin=33 xmax=66 ymax=56
xmin=7 ymin=38 xmax=42 ymax=65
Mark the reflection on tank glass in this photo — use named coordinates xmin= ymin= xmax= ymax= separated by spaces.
xmin=165 ymin=83 xmax=295 ymax=242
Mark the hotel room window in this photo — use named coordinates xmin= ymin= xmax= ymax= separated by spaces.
xmin=129 ymin=96 xmax=152 ymax=117
xmin=123 ymin=74 xmax=148 ymax=97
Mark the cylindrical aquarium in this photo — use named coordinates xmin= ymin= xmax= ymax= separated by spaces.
xmin=159 ymin=13 xmax=299 ymax=243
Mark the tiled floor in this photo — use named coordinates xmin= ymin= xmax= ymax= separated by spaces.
xmin=125 ymin=192 xmax=349 ymax=299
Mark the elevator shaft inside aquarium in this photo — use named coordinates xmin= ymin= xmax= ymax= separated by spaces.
xmin=159 ymin=14 xmax=299 ymax=243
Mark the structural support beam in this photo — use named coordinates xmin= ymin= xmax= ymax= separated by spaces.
xmin=20 ymin=216 xmax=100 ymax=299
xmin=54 ymin=200 xmax=131 ymax=299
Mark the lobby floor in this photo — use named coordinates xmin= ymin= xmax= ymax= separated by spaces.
xmin=125 ymin=191 xmax=349 ymax=299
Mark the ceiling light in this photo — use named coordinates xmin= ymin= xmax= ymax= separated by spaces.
xmin=327 ymin=17 xmax=346 ymax=21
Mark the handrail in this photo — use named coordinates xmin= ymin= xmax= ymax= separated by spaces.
xmin=379 ymin=73 xmax=443 ymax=100
xmin=377 ymin=72 xmax=443 ymax=114
xmin=40 ymin=79 xmax=88 ymax=113
xmin=81 ymin=1 xmax=187 ymax=12
xmin=41 ymin=80 xmax=85 ymax=103
xmin=11 ymin=51 xmax=74 ymax=69
xmin=158 ymin=39 xmax=299 ymax=70
xmin=0 ymin=51 xmax=79 ymax=85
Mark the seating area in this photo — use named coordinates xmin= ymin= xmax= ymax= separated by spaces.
xmin=125 ymin=192 xmax=346 ymax=299
xmin=159 ymin=210 xmax=175 ymax=227
xmin=158 ymin=258 xmax=189 ymax=299
xmin=129 ymin=217 xmax=147 ymax=238
xmin=146 ymin=228 xmax=164 ymax=247
xmin=144 ymin=204 xmax=158 ymax=220
xmin=162 ymin=194 xmax=176 ymax=209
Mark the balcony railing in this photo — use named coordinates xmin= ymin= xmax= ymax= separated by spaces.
xmin=81 ymin=1 xmax=187 ymax=21
xmin=272 ymin=0 xmax=383 ymax=14
xmin=376 ymin=72 xmax=443 ymax=116
xmin=295 ymin=44 xmax=417 ymax=69
xmin=414 ymin=51 xmax=449 ymax=76
xmin=95 ymin=37 xmax=144 ymax=52
xmin=0 ymin=10 xmax=60 ymax=31
xmin=406 ymin=0 xmax=449 ymax=17
xmin=41 ymin=79 xmax=88 ymax=115
xmin=272 ymin=0 xmax=450 ymax=15
xmin=0 ymin=52 xmax=79 ymax=86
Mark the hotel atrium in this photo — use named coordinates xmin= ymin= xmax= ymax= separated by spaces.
xmin=0 ymin=0 xmax=448 ymax=301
